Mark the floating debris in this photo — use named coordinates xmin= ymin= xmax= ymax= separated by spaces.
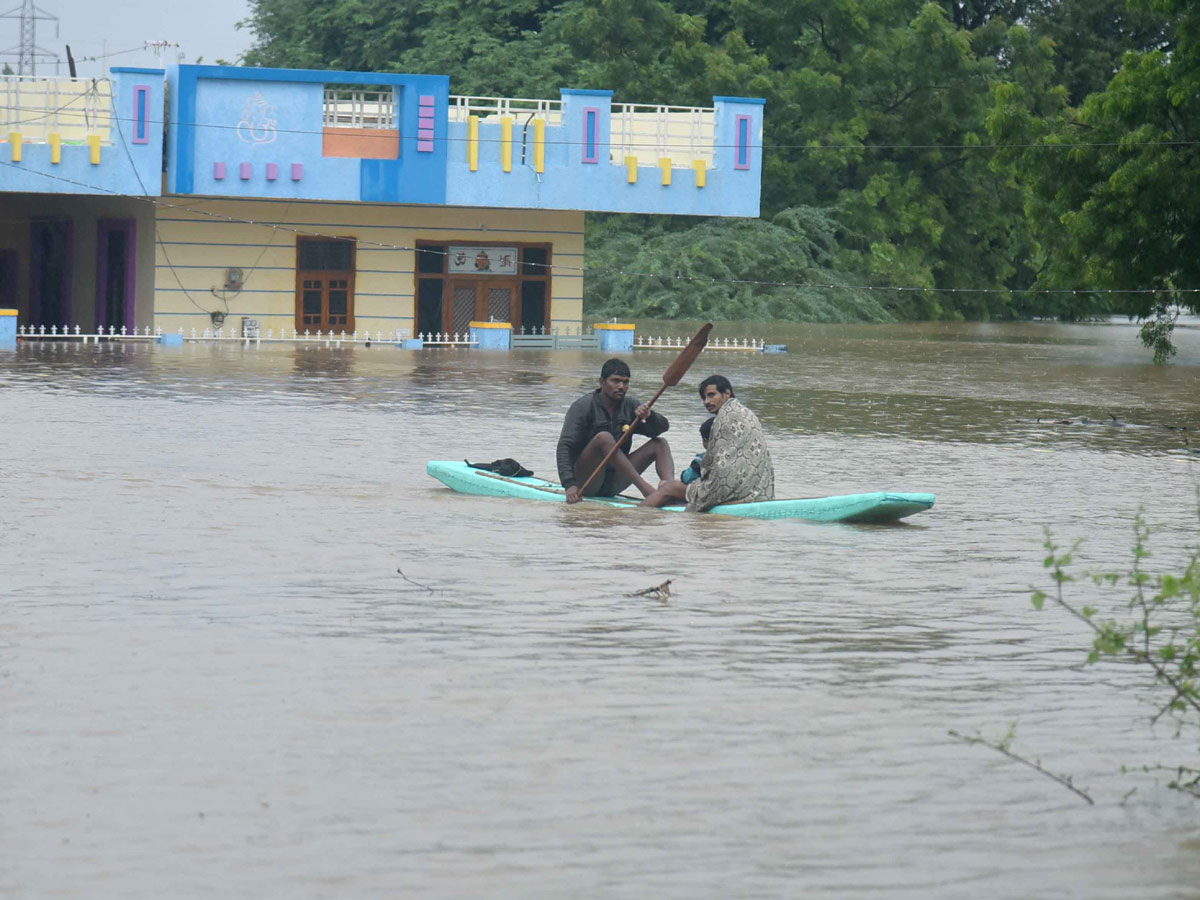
xmin=626 ymin=579 xmax=673 ymax=601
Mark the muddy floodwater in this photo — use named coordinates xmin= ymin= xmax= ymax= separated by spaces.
xmin=2 ymin=320 xmax=1199 ymax=898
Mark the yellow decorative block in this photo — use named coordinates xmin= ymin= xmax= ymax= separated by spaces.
xmin=534 ymin=118 xmax=545 ymax=173
xmin=88 ymin=134 xmax=101 ymax=164
xmin=501 ymin=116 xmax=513 ymax=173
xmin=659 ymin=158 xmax=672 ymax=186
xmin=468 ymin=116 xmax=479 ymax=171
xmin=49 ymin=133 xmax=62 ymax=164
xmin=9 ymin=133 xmax=21 ymax=162
xmin=692 ymin=159 xmax=706 ymax=188
xmin=626 ymin=156 xmax=638 ymax=184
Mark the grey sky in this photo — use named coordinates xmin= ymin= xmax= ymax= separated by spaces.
xmin=1 ymin=0 xmax=253 ymax=78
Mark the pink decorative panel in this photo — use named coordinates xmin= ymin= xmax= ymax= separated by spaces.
xmin=213 ymin=162 xmax=226 ymax=180
xmin=132 ymin=85 xmax=150 ymax=144
xmin=291 ymin=163 xmax=303 ymax=181
xmin=419 ymin=95 xmax=435 ymax=106
xmin=735 ymin=115 xmax=752 ymax=171
xmin=418 ymin=128 xmax=434 ymax=141
xmin=582 ymin=107 xmax=599 ymax=164
xmin=266 ymin=162 xmax=279 ymax=181
xmin=417 ymin=140 xmax=434 ymax=152
xmin=239 ymin=162 xmax=252 ymax=180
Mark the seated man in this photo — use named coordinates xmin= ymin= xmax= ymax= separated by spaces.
xmin=557 ymin=358 xmax=674 ymax=504
xmin=640 ymin=374 xmax=774 ymax=511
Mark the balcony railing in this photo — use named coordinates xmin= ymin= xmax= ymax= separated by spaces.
xmin=323 ymin=88 xmax=397 ymax=129
xmin=611 ymin=103 xmax=715 ymax=169
xmin=449 ymin=95 xmax=716 ymax=168
xmin=449 ymin=95 xmax=564 ymax=126
xmin=0 ymin=75 xmax=112 ymax=143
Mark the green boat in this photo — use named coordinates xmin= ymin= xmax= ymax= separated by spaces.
xmin=426 ymin=460 xmax=935 ymax=524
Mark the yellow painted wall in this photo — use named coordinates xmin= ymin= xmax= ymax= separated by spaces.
xmin=0 ymin=192 xmax=156 ymax=328
xmin=153 ymin=199 xmax=586 ymax=336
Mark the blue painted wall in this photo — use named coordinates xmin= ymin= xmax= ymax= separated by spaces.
xmin=0 ymin=68 xmax=165 ymax=197
xmin=444 ymin=92 xmax=763 ymax=217
xmin=165 ymin=65 xmax=762 ymax=217
xmin=168 ymin=65 xmax=449 ymax=204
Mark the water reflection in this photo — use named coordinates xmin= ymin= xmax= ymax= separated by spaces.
xmin=2 ymin=322 xmax=1200 ymax=899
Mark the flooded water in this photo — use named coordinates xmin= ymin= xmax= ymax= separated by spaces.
xmin=2 ymin=321 xmax=1199 ymax=899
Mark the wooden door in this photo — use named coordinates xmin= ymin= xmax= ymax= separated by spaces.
xmin=446 ymin=280 xmax=517 ymax=334
xmin=298 ymin=274 xmax=354 ymax=333
xmin=295 ymin=237 xmax=355 ymax=333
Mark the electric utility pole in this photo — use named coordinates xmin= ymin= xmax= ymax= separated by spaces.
xmin=0 ymin=0 xmax=59 ymax=75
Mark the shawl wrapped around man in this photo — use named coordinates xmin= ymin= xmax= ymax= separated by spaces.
xmin=685 ymin=398 xmax=775 ymax=512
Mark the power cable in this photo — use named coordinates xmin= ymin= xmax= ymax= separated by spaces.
xmin=1 ymin=157 xmax=1195 ymax=300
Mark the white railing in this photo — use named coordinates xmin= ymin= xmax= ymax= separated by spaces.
xmin=323 ymin=89 xmax=397 ymax=129
xmin=0 ymin=75 xmax=112 ymax=143
xmin=417 ymin=332 xmax=478 ymax=346
xmin=635 ymin=334 xmax=763 ymax=352
xmin=449 ymin=95 xmax=563 ymax=126
xmin=19 ymin=324 xmax=159 ymax=342
xmin=611 ymin=104 xmax=715 ymax=169
xmin=17 ymin=324 xmax=412 ymax=345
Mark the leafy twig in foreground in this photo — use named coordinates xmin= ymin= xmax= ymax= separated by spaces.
xmin=949 ymin=728 xmax=1094 ymax=805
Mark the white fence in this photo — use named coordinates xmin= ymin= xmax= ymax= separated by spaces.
xmin=323 ymin=89 xmax=397 ymax=129
xmin=449 ymin=95 xmax=564 ymax=126
xmin=611 ymin=104 xmax=715 ymax=169
xmin=0 ymin=75 xmax=113 ymax=143
xmin=448 ymin=95 xmax=716 ymax=167
xmin=636 ymin=335 xmax=763 ymax=352
xmin=18 ymin=324 xmax=411 ymax=345
xmin=16 ymin=324 xmax=766 ymax=351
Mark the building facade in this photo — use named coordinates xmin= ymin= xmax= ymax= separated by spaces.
xmin=1 ymin=64 xmax=764 ymax=337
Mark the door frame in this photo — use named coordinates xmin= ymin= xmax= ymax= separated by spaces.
xmin=29 ymin=218 xmax=74 ymax=327
xmin=95 ymin=218 xmax=137 ymax=332
xmin=294 ymin=236 xmax=357 ymax=333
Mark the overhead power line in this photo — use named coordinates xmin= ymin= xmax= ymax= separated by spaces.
xmin=1 ymin=157 xmax=1195 ymax=300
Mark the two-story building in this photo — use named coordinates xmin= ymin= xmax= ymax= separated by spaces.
xmin=1 ymin=64 xmax=764 ymax=337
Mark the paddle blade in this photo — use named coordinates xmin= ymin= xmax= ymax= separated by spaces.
xmin=662 ymin=323 xmax=713 ymax=386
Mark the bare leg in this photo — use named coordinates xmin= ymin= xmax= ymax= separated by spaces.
xmin=640 ymin=478 xmax=687 ymax=508
xmin=628 ymin=436 xmax=674 ymax=485
xmin=573 ymin=432 xmax=658 ymax=498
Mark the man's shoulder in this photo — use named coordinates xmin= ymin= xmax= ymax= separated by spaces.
xmin=564 ymin=390 xmax=599 ymax=417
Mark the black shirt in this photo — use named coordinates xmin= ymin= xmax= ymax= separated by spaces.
xmin=556 ymin=389 xmax=670 ymax=488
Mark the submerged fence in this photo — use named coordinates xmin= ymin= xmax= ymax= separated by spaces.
xmin=15 ymin=324 xmax=770 ymax=352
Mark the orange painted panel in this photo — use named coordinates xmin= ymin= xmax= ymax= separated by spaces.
xmin=322 ymin=128 xmax=400 ymax=159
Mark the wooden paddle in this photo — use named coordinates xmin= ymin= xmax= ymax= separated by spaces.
xmin=576 ymin=322 xmax=713 ymax=497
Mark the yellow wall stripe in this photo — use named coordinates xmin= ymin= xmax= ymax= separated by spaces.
xmin=87 ymin=134 xmax=101 ymax=164
xmin=692 ymin=159 xmax=706 ymax=188
xmin=501 ymin=117 xmax=514 ymax=173
xmin=9 ymin=133 xmax=21 ymax=162
xmin=49 ymin=133 xmax=61 ymax=164
xmin=659 ymin=158 xmax=672 ymax=186
xmin=626 ymin=156 xmax=638 ymax=184
xmin=534 ymin=118 xmax=545 ymax=174
xmin=468 ymin=115 xmax=479 ymax=171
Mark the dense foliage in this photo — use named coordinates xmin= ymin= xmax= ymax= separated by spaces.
xmin=240 ymin=0 xmax=1200 ymax=356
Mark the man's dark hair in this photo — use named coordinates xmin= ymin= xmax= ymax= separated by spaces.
xmin=698 ymin=374 xmax=734 ymax=399
xmin=699 ymin=417 xmax=715 ymax=441
xmin=601 ymin=358 xmax=631 ymax=380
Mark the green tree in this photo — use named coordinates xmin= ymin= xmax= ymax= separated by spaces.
xmin=585 ymin=207 xmax=896 ymax=322
xmin=989 ymin=0 xmax=1200 ymax=359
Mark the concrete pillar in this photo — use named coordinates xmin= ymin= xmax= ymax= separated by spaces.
xmin=0 ymin=309 xmax=16 ymax=349
xmin=595 ymin=322 xmax=635 ymax=353
xmin=469 ymin=321 xmax=512 ymax=350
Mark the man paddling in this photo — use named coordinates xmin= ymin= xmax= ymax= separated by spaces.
xmin=557 ymin=358 xmax=675 ymax=504
xmin=640 ymin=374 xmax=774 ymax=511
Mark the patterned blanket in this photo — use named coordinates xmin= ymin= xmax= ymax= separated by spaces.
xmin=685 ymin=398 xmax=775 ymax=512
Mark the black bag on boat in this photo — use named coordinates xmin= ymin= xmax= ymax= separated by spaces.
xmin=465 ymin=458 xmax=534 ymax=478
